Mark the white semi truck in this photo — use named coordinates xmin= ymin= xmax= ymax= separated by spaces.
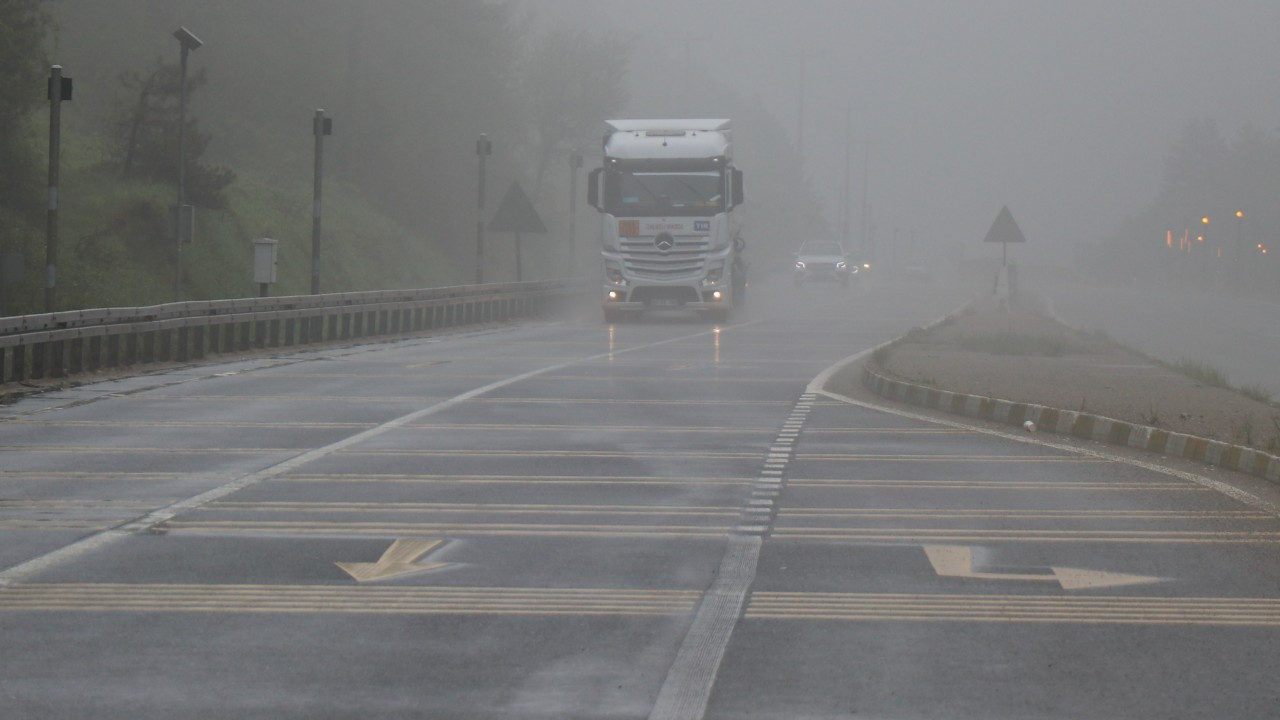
xmin=587 ymin=119 xmax=746 ymax=323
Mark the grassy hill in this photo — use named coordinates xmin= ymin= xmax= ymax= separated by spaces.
xmin=9 ymin=128 xmax=462 ymax=314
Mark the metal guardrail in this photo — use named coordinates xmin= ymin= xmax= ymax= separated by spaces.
xmin=0 ymin=280 xmax=578 ymax=387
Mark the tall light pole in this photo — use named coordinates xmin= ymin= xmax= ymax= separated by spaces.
xmin=1235 ymin=210 xmax=1244 ymax=289
xmin=172 ymin=26 xmax=202 ymax=300
xmin=840 ymin=104 xmax=852 ymax=250
xmin=790 ymin=50 xmax=823 ymax=160
xmin=568 ymin=150 xmax=582 ymax=278
xmin=311 ymin=109 xmax=333 ymax=295
xmin=46 ymin=65 xmax=72 ymax=313
xmin=475 ymin=134 xmax=492 ymax=284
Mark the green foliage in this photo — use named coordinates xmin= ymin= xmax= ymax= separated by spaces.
xmin=1239 ymin=384 xmax=1273 ymax=404
xmin=0 ymin=0 xmax=50 ymax=220
xmin=1169 ymin=359 xmax=1230 ymax=388
xmin=522 ymin=27 xmax=631 ymax=200
xmin=110 ymin=60 xmax=234 ymax=208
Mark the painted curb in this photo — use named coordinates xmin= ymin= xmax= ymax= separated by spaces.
xmin=847 ymin=362 xmax=1280 ymax=485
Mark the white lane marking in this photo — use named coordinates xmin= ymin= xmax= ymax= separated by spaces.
xmin=0 ymin=325 xmax=739 ymax=587
xmin=650 ymin=386 xmax=811 ymax=720
xmin=649 ymin=534 xmax=762 ymax=720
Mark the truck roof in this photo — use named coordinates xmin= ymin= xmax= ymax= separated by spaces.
xmin=604 ymin=119 xmax=732 ymax=162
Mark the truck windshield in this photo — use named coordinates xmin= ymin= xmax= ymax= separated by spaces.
xmin=605 ymin=171 xmax=724 ymax=217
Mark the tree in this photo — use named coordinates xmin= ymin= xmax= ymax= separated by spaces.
xmin=521 ymin=28 xmax=631 ymax=201
xmin=110 ymin=58 xmax=235 ymax=209
xmin=0 ymin=0 xmax=51 ymax=314
xmin=1158 ymin=117 xmax=1227 ymax=212
xmin=0 ymin=0 xmax=49 ymax=194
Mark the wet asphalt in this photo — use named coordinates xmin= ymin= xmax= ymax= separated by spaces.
xmin=2 ymin=275 xmax=1279 ymax=719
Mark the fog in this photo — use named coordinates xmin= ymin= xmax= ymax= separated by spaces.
xmin=36 ymin=0 xmax=1280 ymax=305
xmin=536 ymin=0 xmax=1280 ymax=268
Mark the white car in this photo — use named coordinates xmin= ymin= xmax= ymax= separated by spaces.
xmin=793 ymin=241 xmax=855 ymax=288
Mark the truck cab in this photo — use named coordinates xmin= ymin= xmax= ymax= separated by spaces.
xmin=587 ymin=119 xmax=745 ymax=323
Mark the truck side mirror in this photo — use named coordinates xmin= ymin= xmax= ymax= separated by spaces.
xmin=587 ymin=168 xmax=602 ymax=210
xmin=732 ymin=169 xmax=744 ymax=208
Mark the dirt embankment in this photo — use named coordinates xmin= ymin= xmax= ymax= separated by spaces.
xmin=865 ymin=297 xmax=1280 ymax=453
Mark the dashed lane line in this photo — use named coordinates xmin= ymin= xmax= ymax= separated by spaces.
xmin=647 ymin=392 xmax=816 ymax=720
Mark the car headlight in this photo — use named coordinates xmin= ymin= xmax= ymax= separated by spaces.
xmin=836 ymin=261 xmax=847 ymax=270
xmin=794 ymin=261 xmax=806 ymax=270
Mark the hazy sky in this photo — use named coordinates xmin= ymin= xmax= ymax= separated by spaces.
xmin=534 ymin=0 xmax=1280 ymax=263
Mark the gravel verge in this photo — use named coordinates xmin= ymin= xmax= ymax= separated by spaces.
xmin=828 ymin=295 xmax=1280 ymax=483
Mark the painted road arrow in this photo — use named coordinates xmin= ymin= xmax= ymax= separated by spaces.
xmin=336 ymin=538 xmax=449 ymax=582
xmin=923 ymin=545 xmax=1163 ymax=590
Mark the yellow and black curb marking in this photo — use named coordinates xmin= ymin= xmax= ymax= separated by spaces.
xmin=857 ymin=364 xmax=1280 ymax=485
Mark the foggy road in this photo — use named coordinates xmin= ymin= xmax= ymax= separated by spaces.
xmin=3 ymin=277 xmax=1280 ymax=719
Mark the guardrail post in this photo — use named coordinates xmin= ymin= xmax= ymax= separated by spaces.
xmin=67 ymin=338 xmax=82 ymax=375
xmin=192 ymin=326 xmax=205 ymax=359
xmin=49 ymin=340 xmax=65 ymax=378
xmin=12 ymin=344 xmax=27 ymax=382
xmin=31 ymin=341 xmax=48 ymax=379
xmin=157 ymin=330 xmax=172 ymax=362
xmin=176 ymin=327 xmax=190 ymax=361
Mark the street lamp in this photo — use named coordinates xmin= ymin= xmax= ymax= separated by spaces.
xmin=1234 ymin=210 xmax=1244 ymax=288
xmin=172 ymin=26 xmax=202 ymax=300
xmin=45 ymin=65 xmax=72 ymax=312
xmin=568 ymin=150 xmax=582 ymax=278
xmin=475 ymin=134 xmax=492 ymax=284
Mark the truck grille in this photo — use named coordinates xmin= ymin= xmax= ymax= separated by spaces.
xmin=620 ymin=237 xmax=710 ymax=279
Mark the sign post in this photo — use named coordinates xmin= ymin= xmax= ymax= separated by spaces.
xmin=489 ymin=181 xmax=546 ymax=282
xmin=983 ymin=206 xmax=1027 ymax=303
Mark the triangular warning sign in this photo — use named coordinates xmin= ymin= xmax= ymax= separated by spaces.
xmin=489 ymin=182 xmax=546 ymax=234
xmin=983 ymin=206 xmax=1027 ymax=244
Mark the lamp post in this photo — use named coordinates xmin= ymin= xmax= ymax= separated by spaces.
xmin=172 ymin=26 xmax=202 ymax=300
xmin=568 ymin=150 xmax=582 ymax=278
xmin=46 ymin=65 xmax=72 ymax=312
xmin=475 ymin=134 xmax=492 ymax=284
xmin=312 ymin=109 xmax=333 ymax=295
xmin=1234 ymin=210 xmax=1244 ymax=289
